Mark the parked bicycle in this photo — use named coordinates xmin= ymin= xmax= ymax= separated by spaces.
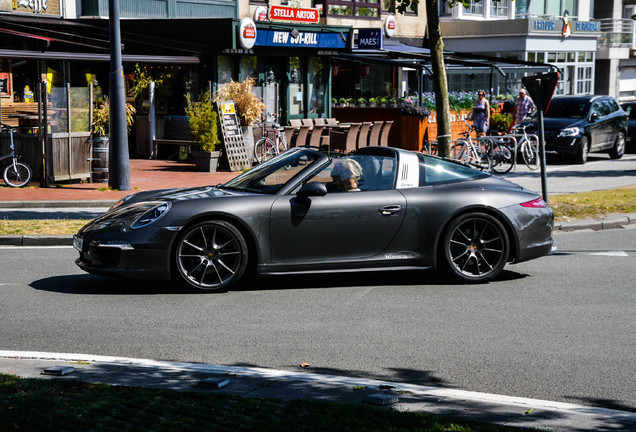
xmin=511 ymin=124 xmax=540 ymax=171
xmin=482 ymin=134 xmax=515 ymax=174
xmin=451 ymin=122 xmax=492 ymax=171
xmin=0 ymin=122 xmax=32 ymax=188
xmin=254 ymin=114 xmax=288 ymax=164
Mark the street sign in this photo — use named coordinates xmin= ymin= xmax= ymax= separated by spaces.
xmin=522 ymin=72 xmax=559 ymax=112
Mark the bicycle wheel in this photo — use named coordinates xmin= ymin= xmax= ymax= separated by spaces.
xmin=489 ymin=141 xmax=514 ymax=174
xmin=464 ymin=146 xmax=492 ymax=171
xmin=450 ymin=141 xmax=466 ymax=161
xmin=522 ymin=138 xmax=540 ymax=171
xmin=3 ymin=161 xmax=32 ymax=188
xmin=254 ymin=137 xmax=275 ymax=164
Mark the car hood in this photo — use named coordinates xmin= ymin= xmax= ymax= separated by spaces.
xmin=525 ymin=117 xmax=585 ymax=131
xmin=123 ymin=185 xmax=243 ymax=206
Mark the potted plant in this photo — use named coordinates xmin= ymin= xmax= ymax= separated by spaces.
xmin=331 ymin=98 xmax=338 ymax=106
xmin=214 ymin=78 xmax=265 ymax=162
xmin=91 ymin=97 xmax=136 ymax=143
xmin=368 ymin=97 xmax=377 ymax=107
xmin=357 ymin=97 xmax=367 ymax=107
xmin=338 ymin=97 xmax=347 ymax=107
xmin=185 ymin=90 xmax=221 ymax=172
xmin=379 ymin=96 xmax=388 ymax=107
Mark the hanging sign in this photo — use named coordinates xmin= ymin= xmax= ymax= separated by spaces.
xmin=269 ymin=6 xmax=320 ymax=23
xmin=256 ymin=30 xmax=347 ymax=48
xmin=0 ymin=73 xmax=10 ymax=97
xmin=384 ymin=15 xmax=396 ymax=37
xmin=238 ymin=17 xmax=257 ymax=50
xmin=254 ymin=6 xmax=268 ymax=22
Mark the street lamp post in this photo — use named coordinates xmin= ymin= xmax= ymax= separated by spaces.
xmin=108 ymin=0 xmax=131 ymax=191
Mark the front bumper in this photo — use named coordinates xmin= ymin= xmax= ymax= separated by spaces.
xmin=73 ymin=232 xmax=174 ymax=281
xmin=544 ymin=136 xmax=581 ymax=155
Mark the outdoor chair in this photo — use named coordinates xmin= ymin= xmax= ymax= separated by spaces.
xmin=283 ymin=126 xmax=296 ymax=147
xmin=379 ymin=121 xmax=394 ymax=146
xmin=326 ymin=118 xmax=338 ymax=125
xmin=330 ymin=122 xmax=361 ymax=153
xmin=314 ymin=118 xmax=326 ymax=125
xmin=294 ymin=125 xmax=311 ymax=147
xmin=289 ymin=119 xmax=302 ymax=128
xmin=368 ymin=121 xmax=383 ymax=146
xmin=308 ymin=124 xmax=329 ymax=149
xmin=301 ymin=118 xmax=314 ymax=127
xmin=357 ymin=122 xmax=372 ymax=148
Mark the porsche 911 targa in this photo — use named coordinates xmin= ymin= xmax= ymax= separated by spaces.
xmin=74 ymin=146 xmax=554 ymax=291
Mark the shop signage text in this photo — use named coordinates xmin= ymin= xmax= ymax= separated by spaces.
xmin=358 ymin=28 xmax=383 ymax=49
xmin=269 ymin=5 xmax=320 ymax=23
xmin=11 ymin=0 xmax=60 ymax=15
xmin=531 ymin=18 xmax=599 ymax=33
xmin=256 ymin=30 xmax=347 ymax=49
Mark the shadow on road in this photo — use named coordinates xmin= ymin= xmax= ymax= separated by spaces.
xmin=30 ymin=268 xmax=529 ymax=295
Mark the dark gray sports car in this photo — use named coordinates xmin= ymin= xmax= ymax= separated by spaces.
xmin=74 ymin=146 xmax=554 ymax=291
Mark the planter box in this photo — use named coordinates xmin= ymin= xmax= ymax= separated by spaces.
xmin=193 ymin=150 xmax=221 ymax=172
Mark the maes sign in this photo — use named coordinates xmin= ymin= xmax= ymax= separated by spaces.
xmin=217 ymin=101 xmax=251 ymax=171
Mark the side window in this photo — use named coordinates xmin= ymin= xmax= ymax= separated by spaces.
xmin=607 ymin=99 xmax=620 ymax=114
xmin=303 ymin=155 xmax=396 ymax=193
xmin=591 ymin=101 xmax=604 ymax=117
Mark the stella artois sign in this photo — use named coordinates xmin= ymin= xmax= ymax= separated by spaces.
xmin=269 ymin=5 xmax=320 ymax=24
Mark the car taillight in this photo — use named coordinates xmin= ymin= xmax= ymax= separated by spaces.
xmin=520 ymin=197 xmax=547 ymax=208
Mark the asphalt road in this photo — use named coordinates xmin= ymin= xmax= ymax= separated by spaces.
xmin=0 ymin=226 xmax=634 ymax=413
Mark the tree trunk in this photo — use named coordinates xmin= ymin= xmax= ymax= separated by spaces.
xmin=425 ymin=0 xmax=452 ymax=157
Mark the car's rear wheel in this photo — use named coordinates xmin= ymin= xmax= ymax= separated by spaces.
xmin=574 ymin=135 xmax=590 ymax=164
xmin=609 ymin=132 xmax=625 ymax=159
xmin=174 ymin=220 xmax=248 ymax=292
xmin=442 ymin=213 xmax=509 ymax=283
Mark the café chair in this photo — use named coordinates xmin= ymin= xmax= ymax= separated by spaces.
xmin=294 ymin=125 xmax=311 ymax=147
xmin=357 ymin=122 xmax=372 ymax=148
xmin=289 ymin=119 xmax=302 ymax=127
xmin=284 ymin=126 xmax=296 ymax=147
xmin=314 ymin=118 xmax=326 ymax=125
xmin=301 ymin=118 xmax=314 ymax=127
xmin=326 ymin=118 xmax=338 ymax=125
xmin=330 ymin=122 xmax=361 ymax=153
xmin=368 ymin=121 xmax=383 ymax=146
xmin=308 ymin=124 xmax=328 ymax=149
xmin=380 ymin=121 xmax=393 ymax=146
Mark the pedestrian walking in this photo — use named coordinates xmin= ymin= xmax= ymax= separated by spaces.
xmin=511 ymin=88 xmax=535 ymax=130
xmin=472 ymin=90 xmax=490 ymax=137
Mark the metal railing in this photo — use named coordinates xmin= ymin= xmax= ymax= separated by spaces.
xmin=598 ymin=18 xmax=633 ymax=48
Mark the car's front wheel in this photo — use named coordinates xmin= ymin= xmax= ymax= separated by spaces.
xmin=574 ymin=135 xmax=590 ymax=164
xmin=442 ymin=213 xmax=509 ymax=283
xmin=174 ymin=220 xmax=248 ymax=292
xmin=609 ymin=132 xmax=625 ymax=159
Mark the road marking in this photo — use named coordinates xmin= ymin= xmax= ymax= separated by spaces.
xmin=588 ymin=251 xmax=629 ymax=257
xmin=0 ymin=246 xmax=73 ymax=250
xmin=2 ymin=349 xmax=636 ymax=425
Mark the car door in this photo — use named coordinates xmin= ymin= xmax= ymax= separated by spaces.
xmin=269 ymin=190 xmax=406 ymax=265
xmin=268 ymin=156 xmax=406 ymax=265
xmin=588 ymin=100 xmax=608 ymax=151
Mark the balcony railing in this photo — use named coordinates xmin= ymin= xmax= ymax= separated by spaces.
xmin=598 ymin=18 xmax=633 ymax=48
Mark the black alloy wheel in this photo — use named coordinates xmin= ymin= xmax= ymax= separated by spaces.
xmin=609 ymin=132 xmax=625 ymax=159
xmin=443 ymin=213 xmax=509 ymax=283
xmin=174 ymin=220 xmax=248 ymax=291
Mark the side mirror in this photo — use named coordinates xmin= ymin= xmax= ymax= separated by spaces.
xmin=297 ymin=181 xmax=327 ymax=201
xmin=590 ymin=112 xmax=600 ymax=122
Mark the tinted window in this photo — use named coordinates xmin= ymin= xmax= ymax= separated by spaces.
xmin=304 ymin=155 xmax=396 ymax=192
xmin=544 ymin=99 xmax=590 ymax=119
xmin=417 ymin=154 xmax=488 ymax=186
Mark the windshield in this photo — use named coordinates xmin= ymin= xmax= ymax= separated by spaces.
xmin=544 ymin=99 xmax=590 ymax=119
xmin=223 ymin=148 xmax=322 ymax=194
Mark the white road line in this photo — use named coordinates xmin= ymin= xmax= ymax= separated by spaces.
xmin=1 ymin=350 xmax=635 ymax=423
xmin=588 ymin=251 xmax=629 ymax=257
xmin=0 ymin=246 xmax=73 ymax=249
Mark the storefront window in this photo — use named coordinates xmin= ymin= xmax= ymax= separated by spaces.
xmin=491 ymin=0 xmax=509 ymax=17
xmin=309 ymin=58 xmax=325 ymax=115
xmin=218 ymin=56 xmax=234 ymax=85
xmin=289 ymin=57 xmax=305 ymax=116
xmin=240 ymin=56 xmax=258 ymax=81
xmin=463 ymin=0 xmax=483 ymax=16
xmin=324 ymin=0 xmax=380 ymax=18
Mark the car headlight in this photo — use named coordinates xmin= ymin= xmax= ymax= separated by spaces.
xmin=130 ymin=202 xmax=171 ymax=229
xmin=558 ymin=127 xmax=580 ymax=137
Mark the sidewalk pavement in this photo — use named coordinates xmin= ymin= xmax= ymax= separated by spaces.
xmin=1 ymin=351 xmax=634 ymax=432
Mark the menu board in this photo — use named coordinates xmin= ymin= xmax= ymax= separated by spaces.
xmin=216 ymin=101 xmax=251 ymax=171
xmin=0 ymin=72 xmax=10 ymax=97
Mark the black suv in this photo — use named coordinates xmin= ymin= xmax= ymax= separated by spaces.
xmin=523 ymin=95 xmax=627 ymax=164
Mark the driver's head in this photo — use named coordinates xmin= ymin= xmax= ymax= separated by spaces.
xmin=332 ymin=158 xmax=362 ymax=183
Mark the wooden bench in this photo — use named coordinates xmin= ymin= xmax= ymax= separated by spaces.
xmin=152 ymin=116 xmax=196 ymax=159
xmin=1 ymin=102 xmax=42 ymax=128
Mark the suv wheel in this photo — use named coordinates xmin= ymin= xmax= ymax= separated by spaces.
xmin=574 ymin=136 xmax=590 ymax=164
xmin=609 ymin=132 xmax=625 ymax=159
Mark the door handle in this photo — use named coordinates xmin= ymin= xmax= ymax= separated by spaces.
xmin=378 ymin=205 xmax=401 ymax=216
